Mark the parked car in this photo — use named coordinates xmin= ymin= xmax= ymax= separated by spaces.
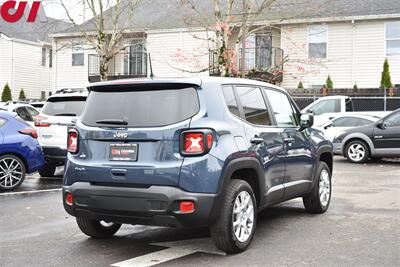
xmin=302 ymin=96 xmax=389 ymax=126
xmin=0 ymin=111 xmax=44 ymax=190
xmin=63 ymin=78 xmax=333 ymax=253
xmin=35 ymin=88 xmax=88 ymax=177
xmin=0 ymin=103 xmax=40 ymax=126
xmin=333 ymin=108 xmax=400 ymax=163
xmin=317 ymin=114 xmax=380 ymax=141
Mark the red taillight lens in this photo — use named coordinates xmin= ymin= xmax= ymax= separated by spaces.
xmin=181 ymin=130 xmax=214 ymax=156
xmin=19 ymin=128 xmax=38 ymax=139
xmin=184 ymin=133 xmax=204 ymax=153
xmin=179 ymin=201 xmax=195 ymax=213
xmin=65 ymin=193 xmax=74 ymax=206
xmin=34 ymin=116 xmax=50 ymax=127
xmin=67 ymin=129 xmax=78 ymax=153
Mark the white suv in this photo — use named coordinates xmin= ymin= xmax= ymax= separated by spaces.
xmin=35 ymin=89 xmax=88 ymax=177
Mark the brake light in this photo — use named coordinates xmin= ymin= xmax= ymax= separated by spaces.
xmin=65 ymin=193 xmax=74 ymax=206
xmin=67 ymin=129 xmax=78 ymax=153
xmin=179 ymin=201 xmax=195 ymax=213
xmin=180 ymin=130 xmax=214 ymax=156
xmin=34 ymin=121 xmax=51 ymax=127
xmin=19 ymin=128 xmax=38 ymax=139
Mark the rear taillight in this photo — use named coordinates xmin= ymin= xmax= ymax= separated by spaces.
xmin=180 ymin=130 xmax=214 ymax=156
xmin=19 ymin=128 xmax=38 ymax=139
xmin=67 ymin=129 xmax=79 ymax=153
xmin=34 ymin=116 xmax=50 ymax=127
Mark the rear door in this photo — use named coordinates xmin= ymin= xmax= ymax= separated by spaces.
xmin=373 ymin=110 xmax=400 ymax=153
xmin=263 ymin=88 xmax=314 ymax=198
xmin=234 ymin=85 xmax=286 ymax=203
xmin=74 ymin=84 xmax=200 ymax=186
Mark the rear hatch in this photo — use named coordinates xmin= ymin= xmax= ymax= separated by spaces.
xmin=37 ymin=96 xmax=87 ymax=149
xmin=73 ymin=83 xmax=200 ymax=187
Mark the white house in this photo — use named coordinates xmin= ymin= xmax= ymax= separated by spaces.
xmin=0 ymin=7 xmax=70 ymax=100
xmin=51 ymin=0 xmax=400 ymax=91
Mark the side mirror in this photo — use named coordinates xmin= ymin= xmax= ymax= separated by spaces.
xmin=376 ymin=120 xmax=385 ymax=129
xmin=300 ymin=113 xmax=314 ymax=131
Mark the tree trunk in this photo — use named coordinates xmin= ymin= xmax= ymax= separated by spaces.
xmin=100 ymin=55 xmax=110 ymax=81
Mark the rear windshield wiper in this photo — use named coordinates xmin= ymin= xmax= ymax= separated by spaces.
xmin=96 ymin=119 xmax=128 ymax=125
xmin=53 ymin=113 xmax=77 ymax=116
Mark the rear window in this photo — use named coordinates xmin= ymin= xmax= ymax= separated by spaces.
xmin=81 ymin=87 xmax=199 ymax=127
xmin=42 ymin=97 xmax=87 ymax=116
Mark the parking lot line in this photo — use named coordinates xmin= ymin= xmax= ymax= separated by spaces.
xmin=0 ymin=188 xmax=62 ymax=196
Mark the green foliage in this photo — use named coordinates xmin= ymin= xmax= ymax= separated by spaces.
xmin=18 ymin=88 xmax=26 ymax=101
xmin=380 ymin=59 xmax=393 ymax=89
xmin=297 ymin=81 xmax=304 ymax=89
xmin=326 ymin=75 xmax=333 ymax=89
xmin=1 ymin=83 xmax=12 ymax=102
xmin=353 ymin=84 xmax=358 ymax=94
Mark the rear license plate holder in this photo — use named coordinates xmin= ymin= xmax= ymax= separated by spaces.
xmin=109 ymin=144 xmax=138 ymax=162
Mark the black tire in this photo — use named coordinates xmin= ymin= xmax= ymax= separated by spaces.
xmin=345 ymin=140 xmax=370 ymax=163
xmin=0 ymin=154 xmax=26 ymax=191
xmin=76 ymin=217 xmax=121 ymax=238
xmin=210 ymin=179 xmax=257 ymax=254
xmin=39 ymin=163 xmax=56 ymax=177
xmin=303 ymin=162 xmax=332 ymax=213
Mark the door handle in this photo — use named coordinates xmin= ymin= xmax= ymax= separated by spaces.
xmin=111 ymin=169 xmax=127 ymax=177
xmin=250 ymin=137 xmax=264 ymax=145
xmin=283 ymin=137 xmax=295 ymax=143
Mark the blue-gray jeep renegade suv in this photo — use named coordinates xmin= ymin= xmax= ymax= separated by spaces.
xmin=63 ymin=77 xmax=333 ymax=253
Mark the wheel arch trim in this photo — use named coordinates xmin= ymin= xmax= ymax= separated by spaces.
xmin=342 ymin=133 xmax=375 ymax=156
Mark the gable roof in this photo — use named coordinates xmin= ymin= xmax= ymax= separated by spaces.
xmin=55 ymin=0 xmax=400 ymax=36
xmin=0 ymin=5 xmax=71 ymax=43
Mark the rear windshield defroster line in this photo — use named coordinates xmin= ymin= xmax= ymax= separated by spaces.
xmin=80 ymin=87 xmax=200 ymax=127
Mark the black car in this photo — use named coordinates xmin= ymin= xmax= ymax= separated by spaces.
xmin=333 ymin=109 xmax=400 ymax=163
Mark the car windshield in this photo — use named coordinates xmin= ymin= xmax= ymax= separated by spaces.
xmin=81 ymin=87 xmax=199 ymax=127
xmin=42 ymin=96 xmax=87 ymax=116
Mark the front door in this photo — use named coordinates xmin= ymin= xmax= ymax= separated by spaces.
xmin=263 ymin=88 xmax=315 ymax=199
xmin=233 ymin=86 xmax=286 ymax=204
xmin=372 ymin=110 xmax=400 ymax=154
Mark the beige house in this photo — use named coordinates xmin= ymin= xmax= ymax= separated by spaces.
xmin=51 ymin=0 xmax=400 ymax=91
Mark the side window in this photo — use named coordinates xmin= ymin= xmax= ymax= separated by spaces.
xmin=15 ymin=107 xmax=33 ymax=122
xmin=236 ymin=86 xmax=271 ymax=126
xmin=264 ymin=89 xmax=298 ymax=127
xmin=356 ymin=118 xmax=373 ymax=126
xmin=332 ymin=117 xmax=359 ymax=127
xmin=0 ymin=118 xmax=6 ymax=127
xmin=345 ymin=98 xmax=354 ymax=112
xmin=26 ymin=106 xmax=39 ymax=117
xmin=222 ymin=86 xmax=240 ymax=117
xmin=308 ymin=99 xmax=340 ymax=115
xmin=383 ymin=112 xmax=400 ymax=127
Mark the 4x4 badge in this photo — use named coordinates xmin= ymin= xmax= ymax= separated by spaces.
xmin=113 ymin=132 xmax=128 ymax=139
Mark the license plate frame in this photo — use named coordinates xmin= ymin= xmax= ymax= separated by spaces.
xmin=109 ymin=143 xmax=138 ymax=162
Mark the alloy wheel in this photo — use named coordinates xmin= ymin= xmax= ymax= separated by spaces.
xmin=319 ymin=169 xmax=331 ymax=207
xmin=348 ymin=143 xmax=366 ymax=162
xmin=0 ymin=157 xmax=24 ymax=189
xmin=232 ymin=191 xmax=255 ymax=243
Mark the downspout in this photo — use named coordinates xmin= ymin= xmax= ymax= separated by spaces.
xmin=351 ymin=19 xmax=356 ymax=88
xmin=11 ymin=39 xmax=15 ymax=98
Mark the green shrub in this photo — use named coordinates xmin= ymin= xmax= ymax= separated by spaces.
xmin=297 ymin=81 xmax=304 ymax=89
xmin=1 ymin=83 xmax=12 ymax=102
xmin=326 ymin=75 xmax=333 ymax=89
xmin=380 ymin=58 xmax=393 ymax=89
xmin=18 ymin=88 xmax=26 ymax=101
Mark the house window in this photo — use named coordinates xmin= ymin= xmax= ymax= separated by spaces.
xmin=239 ymin=34 xmax=272 ymax=70
xmin=49 ymin=49 xmax=53 ymax=68
xmin=42 ymin=47 xmax=46 ymax=66
xmin=124 ymin=39 xmax=147 ymax=76
xmin=386 ymin=21 xmax=400 ymax=56
xmin=72 ymin=45 xmax=84 ymax=66
xmin=309 ymin=25 xmax=327 ymax=59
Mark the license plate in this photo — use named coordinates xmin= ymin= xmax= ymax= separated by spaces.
xmin=109 ymin=144 xmax=138 ymax=161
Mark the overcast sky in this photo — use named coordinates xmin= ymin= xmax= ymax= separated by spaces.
xmin=42 ymin=0 xmax=86 ymax=23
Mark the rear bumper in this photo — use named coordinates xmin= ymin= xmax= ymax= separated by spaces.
xmin=63 ymin=182 xmax=220 ymax=228
xmin=42 ymin=147 xmax=67 ymax=165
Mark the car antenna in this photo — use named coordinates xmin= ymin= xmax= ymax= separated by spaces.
xmin=149 ymin=53 xmax=154 ymax=79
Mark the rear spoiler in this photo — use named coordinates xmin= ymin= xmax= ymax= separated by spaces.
xmin=88 ymin=82 xmax=202 ymax=92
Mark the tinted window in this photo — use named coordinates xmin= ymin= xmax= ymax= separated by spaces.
xmin=42 ymin=97 xmax=87 ymax=116
xmin=345 ymin=99 xmax=354 ymax=112
xmin=332 ymin=117 xmax=372 ymax=127
xmin=222 ymin=86 xmax=240 ymax=117
xmin=236 ymin=86 xmax=271 ymax=126
xmin=26 ymin=106 xmax=39 ymax=117
xmin=265 ymin=89 xmax=298 ymax=127
xmin=81 ymin=87 xmax=199 ymax=127
xmin=309 ymin=99 xmax=340 ymax=115
xmin=15 ymin=107 xmax=33 ymax=121
xmin=383 ymin=111 xmax=400 ymax=127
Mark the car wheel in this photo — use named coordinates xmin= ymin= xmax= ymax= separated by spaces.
xmin=303 ymin=162 xmax=331 ymax=213
xmin=76 ymin=217 xmax=121 ymax=238
xmin=0 ymin=155 xmax=26 ymax=191
xmin=210 ymin=179 xmax=257 ymax=254
xmin=39 ymin=163 xmax=56 ymax=177
xmin=345 ymin=140 xmax=369 ymax=163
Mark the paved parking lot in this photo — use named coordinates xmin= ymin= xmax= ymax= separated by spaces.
xmin=0 ymin=158 xmax=399 ymax=267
